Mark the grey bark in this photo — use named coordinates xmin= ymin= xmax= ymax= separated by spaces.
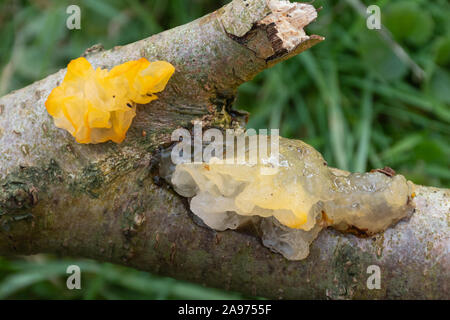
xmin=0 ymin=0 xmax=448 ymax=299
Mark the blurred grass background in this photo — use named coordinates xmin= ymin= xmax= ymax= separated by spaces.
xmin=0 ymin=0 xmax=448 ymax=299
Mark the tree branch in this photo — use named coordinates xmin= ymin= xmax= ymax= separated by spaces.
xmin=0 ymin=0 xmax=447 ymax=299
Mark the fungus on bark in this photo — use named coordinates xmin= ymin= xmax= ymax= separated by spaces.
xmin=45 ymin=57 xmax=174 ymax=144
xmin=169 ymin=134 xmax=416 ymax=260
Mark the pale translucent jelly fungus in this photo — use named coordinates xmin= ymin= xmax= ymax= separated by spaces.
xmin=169 ymin=135 xmax=416 ymax=260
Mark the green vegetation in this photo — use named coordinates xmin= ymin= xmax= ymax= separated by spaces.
xmin=0 ymin=0 xmax=448 ymax=299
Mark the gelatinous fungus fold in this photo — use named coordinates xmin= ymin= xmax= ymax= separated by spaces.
xmin=163 ymin=133 xmax=416 ymax=260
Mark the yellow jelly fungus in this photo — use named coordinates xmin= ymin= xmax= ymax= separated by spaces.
xmin=171 ymin=136 xmax=415 ymax=234
xmin=45 ymin=57 xmax=175 ymax=144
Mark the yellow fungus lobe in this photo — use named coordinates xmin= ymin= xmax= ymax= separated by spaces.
xmin=45 ymin=57 xmax=175 ymax=144
xmin=168 ymin=135 xmax=416 ymax=260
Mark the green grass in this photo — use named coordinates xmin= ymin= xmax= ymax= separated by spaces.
xmin=0 ymin=256 xmax=243 ymax=299
xmin=0 ymin=0 xmax=448 ymax=299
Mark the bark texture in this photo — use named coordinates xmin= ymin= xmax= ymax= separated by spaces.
xmin=0 ymin=0 xmax=448 ymax=299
